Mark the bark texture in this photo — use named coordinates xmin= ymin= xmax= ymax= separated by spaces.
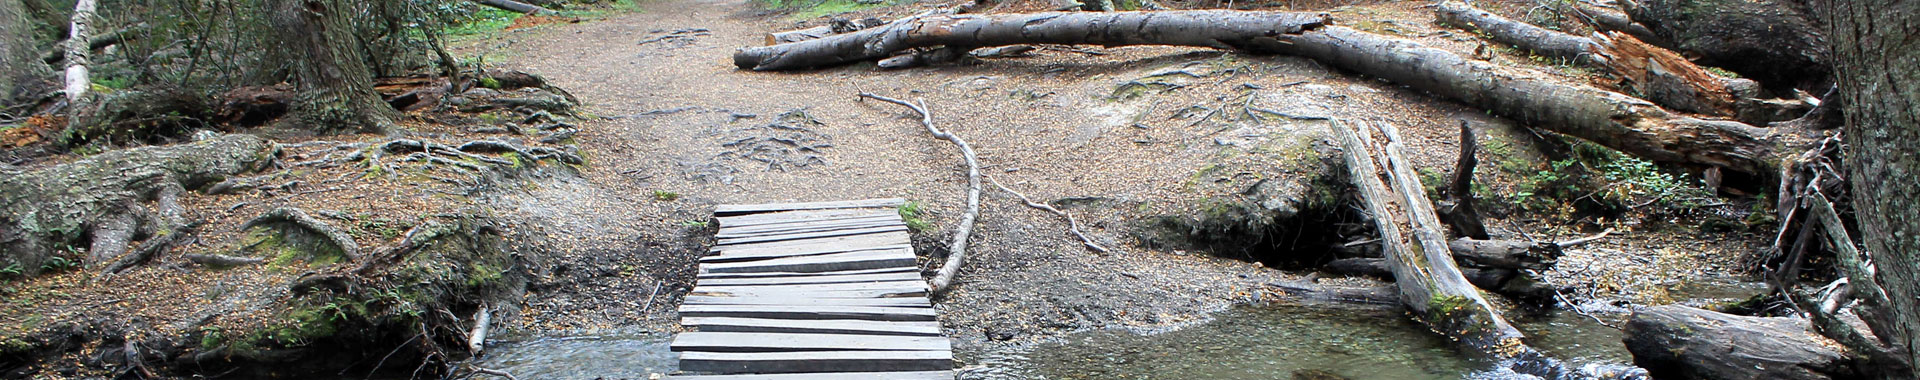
xmin=1332 ymin=119 xmax=1524 ymax=356
xmin=1 ymin=0 xmax=50 ymax=102
xmin=1824 ymin=0 xmax=1920 ymax=377
xmin=1625 ymin=0 xmax=1828 ymax=91
xmin=1264 ymin=26 xmax=1771 ymax=175
xmin=1624 ymin=305 xmax=1858 ymax=380
xmin=60 ymin=0 xmax=93 ymax=106
xmin=268 ymin=0 xmax=399 ymax=133
xmin=734 ymin=11 xmax=1330 ymax=71
xmin=0 ymin=134 xmax=273 ymax=274
xmin=473 ymin=0 xmax=551 ymax=15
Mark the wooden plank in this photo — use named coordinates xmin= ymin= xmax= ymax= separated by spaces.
xmin=716 ymin=215 xmax=901 ymax=236
xmin=716 ymin=209 xmax=896 ymax=228
xmin=705 ymin=244 xmax=913 ymax=265
xmin=678 ymin=304 xmax=937 ymax=321
xmin=701 ymin=249 xmax=917 ymax=274
xmin=680 ymin=317 xmax=942 ymax=336
xmin=715 ymin=226 xmax=908 ymax=246
xmin=715 ymin=221 xmax=903 ymax=240
xmin=697 ymin=267 xmax=914 ymax=279
xmin=666 ymin=370 xmax=954 ymax=380
xmin=692 ymin=288 xmax=928 ymax=299
xmin=714 ymin=198 xmax=906 ymax=216
xmin=698 ymin=271 xmax=922 ymax=286
xmin=678 ymin=350 xmax=953 ymax=374
xmin=672 ymin=332 xmax=949 ymax=352
xmin=682 ymin=295 xmax=932 ymax=307
xmin=706 ymin=231 xmax=909 ymax=255
xmin=695 ymin=280 xmax=929 ymax=294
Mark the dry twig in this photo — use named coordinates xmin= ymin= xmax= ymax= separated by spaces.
xmin=986 ymin=176 xmax=1109 ymax=254
xmin=858 ymin=92 xmax=980 ymax=295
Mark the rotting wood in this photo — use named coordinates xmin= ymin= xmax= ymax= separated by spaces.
xmin=1266 ymin=26 xmax=1772 ymax=175
xmin=735 ymin=11 xmax=1330 ymax=71
xmin=765 ymin=17 xmax=886 ymax=45
xmin=857 ymin=93 xmax=980 ymax=296
xmin=1438 ymin=121 xmax=1490 ymax=240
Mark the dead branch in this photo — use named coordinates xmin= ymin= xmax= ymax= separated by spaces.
xmin=241 ymin=207 xmax=362 ymax=260
xmin=100 ymin=221 xmax=200 ymax=275
xmin=858 ymin=92 xmax=980 ymax=295
xmin=1555 ymin=228 xmax=1615 ymax=248
xmin=471 ymin=0 xmax=549 ymax=15
xmin=468 ymin=304 xmax=492 ymax=357
xmin=986 ymin=176 xmax=1109 ymax=254
xmin=182 ymin=253 xmax=264 ymax=267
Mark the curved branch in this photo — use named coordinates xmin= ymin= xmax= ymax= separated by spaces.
xmin=858 ymin=93 xmax=980 ymax=296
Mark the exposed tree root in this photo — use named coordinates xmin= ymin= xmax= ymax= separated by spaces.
xmin=987 ymin=176 xmax=1109 ymax=254
xmin=858 ymin=93 xmax=980 ymax=296
xmin=241 ymin=207 xmax=362 ymax=260
xmin=182 ymin=253 xmax=264 ymax=267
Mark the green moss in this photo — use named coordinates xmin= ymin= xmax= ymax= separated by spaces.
xmin=0 ymin=336 xmax=30 ymax=355
xmin=759 ymin=0 xmax=889 ymax=19
xmin=899 ymin=201 xmax=932 ymax=232
xmin=245 ymin=226 xmax=347 ymax=268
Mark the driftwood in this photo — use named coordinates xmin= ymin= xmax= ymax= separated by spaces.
xmin=1265 ymin=26 xmax=1771 ymax=175
xmin=858 ymin=93 xmax=980 ymax=295
xmin=1266 ymin=281 xmax=1399 ymax=305
xmin=1624 ymin=305 xmax=1858 ymax=380
xmin=734 ymin=11 xmax=1329 ymax=71
xmin=472 ymin=0 xmax=550 ymax=15
xmin=468 ymin=304 xmax=492 ymax=357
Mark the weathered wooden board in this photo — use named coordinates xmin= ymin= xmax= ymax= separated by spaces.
xmin=707 ymin=231 xmax=910 ymax=255
xmin=716 ymin=226 xmax=908 ymax=246
xmin=695 ymin=279 xmax=929 ymax=294
xmin=690 ymin=288 xmax=929 ymax=299
xmin=716 ymin=209 xmax=897 ymax=228
xmin=698 ymin=271 xmax=923 ymax=286
xmin=716 ymin=216 xmax=901 ymax=237
xmin=671 ymin=332 xmax=950 ymax=352
xmin=701 ymin=249 xmax=917 ymax=274
xmin=715 ymin=221 xmax=902 ymax=240
xmin=679 ymin=350 xmax=953 ymax=374
xmin=697 ymin=267 xmax=915 ymax=280
xmin=678 ymin=304 xmax=938 ymax=321
xmin=665 ymin=370 xmax=955 ymax=380
xmin=714 ymin=198 xmax=906 ymax=216
xmin=705 ymin=242 xmax=914 ymax=264
xmin=680 ymin=317 xmax=942 ymax=336
xmin=681 ymin=295 xmax=932 ymax=307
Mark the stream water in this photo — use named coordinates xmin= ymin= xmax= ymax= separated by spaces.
xmin=474 ymin=278 xmax=1761 ymax=379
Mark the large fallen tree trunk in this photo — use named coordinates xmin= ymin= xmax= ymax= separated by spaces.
xmin=734 ymin=10 xmax=1329 ymax=71
xmin=1623 ymin=0 xmax=1829 ymax=92
xmin=1624 ymin=305 xmax=1859 ymax=380
xmin=1434 ymin=1 xmax=1749 ymax=119
xmin=472 ymin=0 xmax=551 ymax=15
xmin=0 ymin=134 xmax=274 ymax=275
xmin=1265 ymin=26 xmax=1772 ymax=175
xmin=1332 ymin=119 xmax=1626 ymax=378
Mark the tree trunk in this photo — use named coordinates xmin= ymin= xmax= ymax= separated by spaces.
xmin=1625 ymin=0 xmax=1829 ymax=92
xmin=734 ymin=11 xmax=1330 ymax=71
xmin=267 ymin=0 xmax=399 ymax=134
xmin=1265 ymin=26 xmax=1772 ymax=175
xmin=1624 ymin=305 xmax=1859 ymax=380
xmin=1823 ymin=0 xmax=1920 ymax=378
xmin=1 ymin=0 xmax=51 ymax=102
xmin=60 ymin=0 xmax=93 ymax=106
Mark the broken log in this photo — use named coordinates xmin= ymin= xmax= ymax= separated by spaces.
xmin=1265 ymin=26 xmax=1772 ymax=175
xmin=1438 ymin=121 xmax=1490 ymax=240
xmin=734 ymin=10 xmax=1329 ymax=71
xmin=1332 ymin=119 xmax=1524 ymax=356
xmin=1435 ymin=1 xmax=1743 ymax=117
xmin=1323 ymin=257 xmax=1558 ymax=300
xmin=1624 ymin=305 xmax=1859 ymax=380
xmin=1333 ymin=119 xmax=1631 ymax=378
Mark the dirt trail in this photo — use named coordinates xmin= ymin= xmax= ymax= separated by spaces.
xmin=461 ymin=0 xmax=1763 ymax=349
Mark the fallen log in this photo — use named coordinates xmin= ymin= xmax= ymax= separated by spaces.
xmin=1264 ymin=26 xmax=1772 ymax=175
xmin=1624 ymin=305 xmax=1859 ymax=380
xmin=472 ymin=0 xmax=550 ymax=15
xmin=1323 ymin=257 xmax=1558 ymax=300
xmin=733 ymin=10 xmax=1330 ymax=71
xmin=1622 ymin=0 xmax=1829 ymax=92
xmin=1435 ymin=1 xmax=1743 ymax=118
xmin=1333 ymin=119 xmax=1631 ymax=378
xmin=765 ymin=17 xmax=886 ymax=45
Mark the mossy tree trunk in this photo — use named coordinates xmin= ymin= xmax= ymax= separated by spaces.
xmin=266 ymin=0 xmax=398 ymax=134
xmin=1823 ymin=0 xmax=1920 ymax=378
xmin=1 ymin=0 xmax=51 ymax=102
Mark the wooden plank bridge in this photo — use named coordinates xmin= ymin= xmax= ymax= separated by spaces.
xmin=668 ymin=198 xmax=955 ymax=379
